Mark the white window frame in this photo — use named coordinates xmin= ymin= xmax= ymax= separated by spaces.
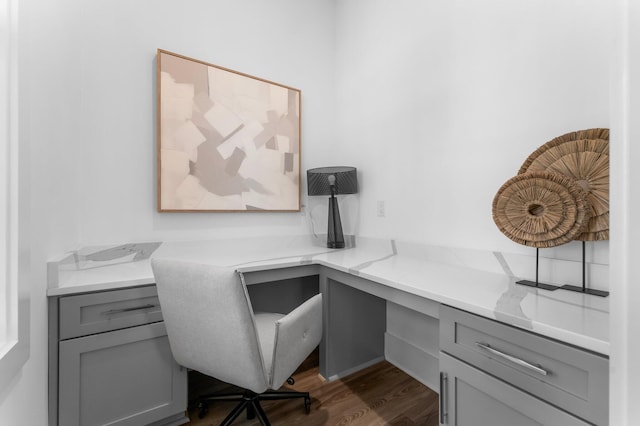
xmin=0 ymin=0 xmax=29 ymax=390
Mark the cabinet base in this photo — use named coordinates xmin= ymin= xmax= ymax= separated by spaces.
xmin=147 ymin=412 xmax=190 ymax=426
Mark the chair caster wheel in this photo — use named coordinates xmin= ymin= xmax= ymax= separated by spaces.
xmin=304 ymin=396 xmax=311 ymax=414
xmin=287 ymin=377 xmax=295 ymax=385
xmin=197 ymin=401 xmax=209 ymax=419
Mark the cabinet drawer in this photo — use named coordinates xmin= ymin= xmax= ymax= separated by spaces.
xmin=439 ymin=352 xmax=590 ymax=426
xmin=440 ymin=305 xmax=608 ymax=426
xmin=59 ymin=286 xmax=163 ymax=339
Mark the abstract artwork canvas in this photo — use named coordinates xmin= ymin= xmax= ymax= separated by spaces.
xmin=157 ymin=49 xmax=301 ymax=211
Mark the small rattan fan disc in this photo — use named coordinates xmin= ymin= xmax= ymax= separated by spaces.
xmin=492 ymin=172 xmax=591 ymax=248
xmin=518 ymin=128 xmax=609 ymax=241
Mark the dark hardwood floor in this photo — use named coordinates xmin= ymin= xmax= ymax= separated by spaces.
xmin=185 ymin=350 xmax=439 ymax=426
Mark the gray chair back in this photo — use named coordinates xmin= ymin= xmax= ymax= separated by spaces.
xmin=151 ymin=258 xmax=269 ymax=394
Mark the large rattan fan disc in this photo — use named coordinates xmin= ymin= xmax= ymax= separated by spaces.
xmin=492 ymin=171 xmax=591 ymax=248
xmin=518 ymin=128 xmax=609 ymax=241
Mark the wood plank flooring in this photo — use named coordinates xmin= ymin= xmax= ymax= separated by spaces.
xmin=185 ymin=350 xmax=439 ymax=426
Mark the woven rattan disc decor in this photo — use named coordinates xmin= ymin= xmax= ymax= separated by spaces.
xmin=518 ymin=128 xmax=609 ymax=241
xmin=492 ymin=171 xmax=591 ymax=248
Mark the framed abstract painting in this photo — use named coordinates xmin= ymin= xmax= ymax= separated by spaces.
xmin=157 ymin=49 xmax=301 ymax=212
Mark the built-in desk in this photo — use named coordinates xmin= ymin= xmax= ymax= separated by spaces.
xmin=47 ymin=236 xmax=610 ymax=425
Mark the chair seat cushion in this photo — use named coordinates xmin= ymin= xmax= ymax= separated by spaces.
xmin=253 ymin=312 xmax=285 ymax=378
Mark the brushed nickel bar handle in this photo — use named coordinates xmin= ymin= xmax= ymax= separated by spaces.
xmin=103 ymin=304 xmax=157 ymax=315
xmin=439 ymin=372 xmax=448 ymax=424
xmin=475 ymin=342 xmax=549 ymax=376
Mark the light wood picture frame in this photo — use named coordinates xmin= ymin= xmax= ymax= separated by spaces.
xmin=157 ymin=49 xmax=301 ymax=212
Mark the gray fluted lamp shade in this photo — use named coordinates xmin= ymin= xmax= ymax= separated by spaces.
xmin=307 ymin=167 xmax=358 ymax=196
xmin=307 ymin=167 xmax=358 ymax=249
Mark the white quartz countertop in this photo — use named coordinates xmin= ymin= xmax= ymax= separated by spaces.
xmin=47 ymin=236 xmax=610 ymax=356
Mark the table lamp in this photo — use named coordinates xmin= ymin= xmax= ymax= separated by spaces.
xmin=307 ymin=167 xmax=358 ymax=249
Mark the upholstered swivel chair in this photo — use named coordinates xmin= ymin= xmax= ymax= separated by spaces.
xmin=150 ymin=258 xmax=323 ymax=426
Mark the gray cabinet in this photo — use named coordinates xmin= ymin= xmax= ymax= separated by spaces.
xmin=439 ymin=353 xmax=590 ymax=426
xmin=439 ymin=305 xmax=609 ymax=426
xmin=49 ymin=285 xmax=188 ymax=426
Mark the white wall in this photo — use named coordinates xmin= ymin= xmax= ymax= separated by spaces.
xmin=610 ymin=0 xmax=640 ymax=423
xmin=74 ymin=0 xmax=336 ymax=245
xmin=0 ymin=0 xmax=81 ymax=424
xmin=334 ymin=0 xmax=611 ymax=263
xmin=0 ymin=1 xmax=336 ymax=424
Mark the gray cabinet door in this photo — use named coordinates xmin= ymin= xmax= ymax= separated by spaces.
xmin=59 ymin=321 xmax=187 ymax=426
xmin=439 ymin=353 xmax=590 ymax=426
xmin=440 ymin=305 xmax=608 ymax=425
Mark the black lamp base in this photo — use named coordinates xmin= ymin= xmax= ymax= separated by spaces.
xmin=327 ymin=194 xmax=345 ymax=249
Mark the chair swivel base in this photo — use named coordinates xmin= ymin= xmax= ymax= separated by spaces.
xmin=196 ymin=389 xmax=311 ymax=426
